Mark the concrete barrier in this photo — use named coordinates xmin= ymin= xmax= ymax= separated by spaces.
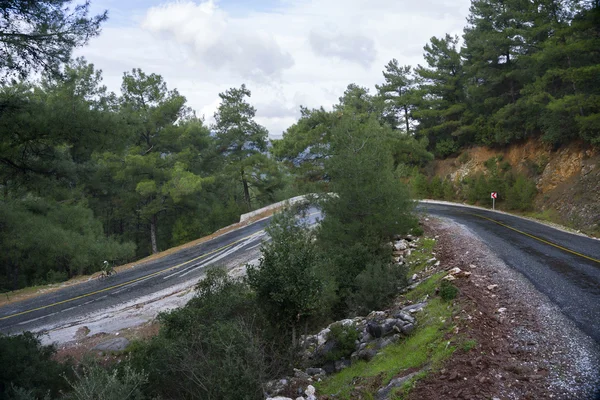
xmin=239 ymin=195 xmax=309 ymax=223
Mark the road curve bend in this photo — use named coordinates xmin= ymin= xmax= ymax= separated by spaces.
xmin=419 ymin=202 xmax=600 ymax=343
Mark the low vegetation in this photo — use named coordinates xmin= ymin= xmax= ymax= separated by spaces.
xmin=410 ymin=156 xmax=538 ymax=211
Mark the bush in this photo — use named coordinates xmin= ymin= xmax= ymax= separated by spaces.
xmin=246 ymin=208 xmax=324 ymax=346
xmin=348 ymin=261 xmax=408 ymax=315
xmin=129 ymin=268 xmax=281 ymax=400
xmin=439 ymin=280 xmax=459 ymax=301
xmin=64 ymin=364 xmax=147 ymax=400
xmin=505 ymin=175 xmax=537 ymax=211
xmin=0 ymin=332 xmax=71 ymax=399
xmin=435 ymin=138 xmax=459 ymax=158
xmin=325 ymin=322 xmax=360 ymax=361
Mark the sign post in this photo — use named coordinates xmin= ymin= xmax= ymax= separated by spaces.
xmin=491 ymin=192 xmax=497 ymax=210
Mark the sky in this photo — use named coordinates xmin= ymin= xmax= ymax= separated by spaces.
xmin=77 ymin=0 xmax=472 ymax=138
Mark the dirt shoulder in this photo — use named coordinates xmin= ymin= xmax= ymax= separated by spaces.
xmin=408 ymin=217 xmax=600 ymax=400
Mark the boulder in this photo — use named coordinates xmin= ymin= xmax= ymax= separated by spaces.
xmin=93 ymin=337 xmax=130 ymax=352
xmin=367 ymin=321 xmax=383 ymax=338
xmin=316 ymin=328 xmax=330 ymax=346
xmin=265 ymin=379 xmax=289 ymax=397
xmin=394 ymin=240 xmax=408 ymax=251
xmin=294 ymin=369 xmax=310 ymax=380
xmin=305 ymin=368 xmax=325 ymax=377
xmin=305 ymin=385 xmax=317 ymax=400
xmin=376 ymin=371 xmax=419 ymax=400
xmin=355 ymin=348 xmax=377 ymax=362
xmin=334 ymin=359 xmax=351 ymax=372
xmin=402 ymin=302 xmax=427 ymax=314
xmin=401 ymin=323 xmax=415 ymax=335
xmin=393 ymin=311 xmax=415 ymax=324
xmin=379 ymin=334 xmax=400 ymax=349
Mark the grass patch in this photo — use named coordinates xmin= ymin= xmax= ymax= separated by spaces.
xmin=462 ymin=339 xmax=477 ymax=352
xmin=405 ymin=238 xmax=436 ymax=274
xmin=316 ymin=297 xmax=457 ymax=399
xmin=404 ymin=272 xmax=445 ymax=303
xmin=317 ymin=237 xmax=458 ymax=399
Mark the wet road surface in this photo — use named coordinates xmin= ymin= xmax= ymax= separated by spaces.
xmin=419 ymin=202 xmax=600 ymax=343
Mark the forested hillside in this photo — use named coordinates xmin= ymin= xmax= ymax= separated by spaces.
xmin=1 ymin=0 xmax=599 ymax=292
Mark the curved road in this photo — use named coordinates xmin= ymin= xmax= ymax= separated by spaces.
xmin=0 ymin=216 xmax=274 ymax=337
xmin=419 ymin=202 xmax=600 ymax=343
xmin=0 ymin=202 xmax=598 ymax=344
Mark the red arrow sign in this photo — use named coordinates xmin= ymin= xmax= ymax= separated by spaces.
xmin=491 ymin=192 xmax=497 ymax=199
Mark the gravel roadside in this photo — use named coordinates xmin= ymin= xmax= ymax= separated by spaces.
xmin=408 ymin=217 xmax=600 ymax=400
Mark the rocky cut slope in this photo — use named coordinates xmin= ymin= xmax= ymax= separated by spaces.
xmin=433 ymin=139 xmax=600 ymax=235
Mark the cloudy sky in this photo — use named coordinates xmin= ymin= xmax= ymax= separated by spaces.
xmin=78 ymin=0 xmax=471 ymax=138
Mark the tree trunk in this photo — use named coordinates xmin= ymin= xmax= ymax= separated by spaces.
xmin=403 ymin=104 xmax=410 ymax=134
xmin=11 ymin=262 xmax=19 ymax=290
xmin=292 ymin=324 xmax=297 ymax=348
xmin=241 ymin=167 xmax=251 ymax=209
xmin=150 ymin=214 xmax=159 ymax=254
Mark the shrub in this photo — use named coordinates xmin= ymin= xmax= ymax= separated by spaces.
xmin=435 ymin=138 xmax=459 ymax=158
xmin=439 ymin=280 xmax=459 ymax=301
xmin=458 ymin=152 xmax=471 ymax=165
xmin=347 ymin=261 xmax=408 ymax=315
xmin=247 ymin=208 xmax=324 ymax=346
xmin=0 ymin=332 xmax=71 ymax=399
xmin=325 ymin=322 xmax=360 ymax=361
xmin=505 ymin=175 xmax=537 ymax=211
xmin=129 ymin=268 xmax=281 ymax=400
xmin=64 ymin=364 xmax=147 ymax=400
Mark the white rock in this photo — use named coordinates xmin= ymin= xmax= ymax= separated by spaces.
xmin=448 ymin=267 xmax=462 ymax=275
xmin=305 ymin=385 xmax=316 ymax=400
xmin=487 ymin=284 xmax=498 ymax=290
xmin=394 ymin=240 xmax=408 ymax=251
xmin=317 ymin=328 xmax=330 ymax=346
xmin=497 ymin=307 xmax=507 ymax=313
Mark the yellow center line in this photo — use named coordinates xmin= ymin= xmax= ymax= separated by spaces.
xmin=467 ymin=212 xmax=600 ymax=264
xmin=0 ymin=210 xmax=322 ymax=323
xmin=0 ymin=230 xmax=263 ymax=321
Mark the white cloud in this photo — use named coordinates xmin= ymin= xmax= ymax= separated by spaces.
xmin=309 ymin=28 xmax=376 ymax=67
xmin=141 ymin=1 xmax=294 ymax=80
xmin=78 ymin=0 xmax=471 ymax=137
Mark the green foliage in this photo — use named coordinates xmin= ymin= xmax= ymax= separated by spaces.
xmin=410 ymin=172 xmax=430 ymax=199
xmin=434 ymin=138 xmax=459 ymax=158
xmin=247 ymin=208 xmax=324 ymax=344
xmin=439 ymin=280 xmax=459 ymax=301
xmin=462 ymin=339 xmax=478 ymax=352
xmin=0 ymin=200 xmax=134 ymax=290
xmin=505 ymin=175 xmax=537 ymax=211
xmin=348 ymin=261 xmax=408 ymax=316
xmin=317 ymin=114 xmax=417 ymax=313
xmin=64 ymin=364 xmax=147 ymax=400
xmin=325 ymin=322 xmax=360 ymax=361
xmin=376 ymin=60 xmax=419 ymax=134
xmin=0 ymin=332 xmax=71 ymax=399
xmin=129 ymin=268 xmax=279 ymax=400
xmin=0 ymin=1 xmax=108 ymax=82
xmin=212 ymin=84 xmax=273 ymax=209
xmin=458 ymin=152 xmax=471 ymax=165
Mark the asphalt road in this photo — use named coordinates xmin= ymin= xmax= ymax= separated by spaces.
xmin=1 ymin=202 xmax=598 ymax=345
xmin=418 ymin=202 xmax=600 ymax=343
xmin=0 ymin=215 xmax=275 ymax=336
